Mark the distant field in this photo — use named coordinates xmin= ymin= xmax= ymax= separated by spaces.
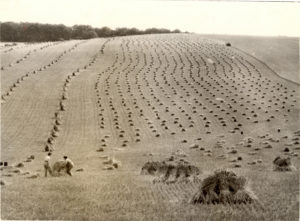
xmin=1 ymin=34 xmax=299 ymax=221
xmin=202 ymin=34 xmax=299 ymax=84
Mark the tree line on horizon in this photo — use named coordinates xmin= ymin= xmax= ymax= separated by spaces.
xmin=0 ymin=22 xmax=182 ymax=42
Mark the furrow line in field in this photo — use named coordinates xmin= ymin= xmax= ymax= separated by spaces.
xmin=1 ymin=39 xmax=108 ymax=162
xmin=94 ymin=40 xmax=129 ymax=149
xmin=1 ymin=41 xmax=61 ymax=70
xmin=1 ymin=41 xmax=80 ymax=92
xmin=1 ymin=40 xmax=86 ymax=103
xmin=44 ymin=39 xmax=112 ymax=152
xmin=1 ymin=40 xmax=87 ymax=142
xmin=1 ymin=42 xmax=34 ymax=53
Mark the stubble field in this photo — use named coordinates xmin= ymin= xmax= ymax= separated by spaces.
xmin=1 ymin=34 xmax=299 ymax=221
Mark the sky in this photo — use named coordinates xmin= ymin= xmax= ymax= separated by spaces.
xmin=0 ymin=0 xmax=299 ymax=37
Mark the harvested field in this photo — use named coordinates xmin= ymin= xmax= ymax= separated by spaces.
xmin=203 ymin=35 xmax=299 ymax=84
xmin=1 ymin=34 xmax=299 ymax=221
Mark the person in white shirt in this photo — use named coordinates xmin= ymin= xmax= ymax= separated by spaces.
xmin=44 ymin=152 xmax=52 ymax=177
xmin=63 ymin=156 xmax=74 ymax=176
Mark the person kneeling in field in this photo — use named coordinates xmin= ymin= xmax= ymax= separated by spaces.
xmin=64 ymin=156 xmax=74 ymax=176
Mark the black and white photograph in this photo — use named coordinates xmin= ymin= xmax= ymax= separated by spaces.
xmin=0 ymin=0 xmax=299 ymax=220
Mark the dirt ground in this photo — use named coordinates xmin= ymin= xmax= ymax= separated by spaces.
xmin=1 ymin=34 xmax=299 ymax=221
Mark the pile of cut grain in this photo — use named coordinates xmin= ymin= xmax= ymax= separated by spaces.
xmin=190 ymin=170 xmax=255 ymax=204
xmin=141 ymin=160 xmax=201 ymax=184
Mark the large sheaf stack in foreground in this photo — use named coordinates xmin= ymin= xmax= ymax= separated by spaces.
xmin=190 ymin=170 xmax=255 ymax=204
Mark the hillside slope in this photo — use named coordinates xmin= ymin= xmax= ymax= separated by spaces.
xmin=1 ymin=34 xmax=299 ymax=221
